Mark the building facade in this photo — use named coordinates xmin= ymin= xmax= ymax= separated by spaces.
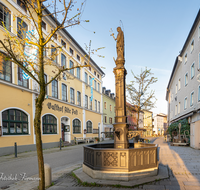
xmin=102 ymin=87 xmax=115 ymax=138
xmin=0 ymin=0 xmax=104 ymax=155
xmin=166 ymin=9 xmax=200 ymax=149
xmin=153 ymin=113 xmax=167 ymax=135
xmin=143 ymin=110 xmax=153 ymax=136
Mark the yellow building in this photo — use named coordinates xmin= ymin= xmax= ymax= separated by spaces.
xmin=143 ymin=110 xmax=153 ymax=136
xmin=0 ymin=0 xmax=104 ymax=155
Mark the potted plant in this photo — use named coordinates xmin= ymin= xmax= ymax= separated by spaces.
xmin=95 ymin=137 xmax=100 ymax=143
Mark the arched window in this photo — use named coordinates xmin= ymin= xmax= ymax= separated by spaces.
xmin=42 ymin=115 xmax=57 ymax=134
xmin=2 ymin=109 xmax=28 ymax=135
xmin=0 ymin=3 xmax=11 ymax=31
xmin=86 ymin=121 xmax=92 ymax=133
xmin=73 ymin=119 xmax=81 ymax=134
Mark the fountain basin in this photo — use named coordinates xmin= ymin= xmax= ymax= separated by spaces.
xmin=83 ymin=143 xmax=158 ymax=181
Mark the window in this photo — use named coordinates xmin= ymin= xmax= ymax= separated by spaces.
xmin=77 ymin=67 xmax=80 ymax=79
xmin=89 ymin=67 xmax=91 ymax=71
xmin=85 ymin=72 xmax=88 ymax=84
xmin=77 ymin=91 xmax=81 ymax=106
xmin=62 ymin=84 xmax=67 ymax=102
xmin=0 ymin=3 xmax=11 ymax=31
xmin=109 ymin=117 xmax=112 ymax=124
xmin=190 ymin=92 xmax=194 ymax=106
xmin=0 ymin=54 xmax=12 ymax=82
xmin=199 ymin=53 xmax=200 ymax=69
xmin=175 ymin=105 xmax=177 ymax=115
xmin=97 ymin=74 xmax=99 ymax=78
xmin=2 ymin=109 xmax=28 ymax=135
xmin=199 ymin=25 xmax=200 ymax=38
xmin=110 ymin=105 xmax=112 ymax=111
xmin=61 ymin=39 xmax=66 ymax=49
xmin=41 ymin=21 xmax=46 ymax=30
xmin=69 ymin=60 xmax=74 ymax=75
xmin=69 ymin=47 xmax=73 ymax=55
xmin=61 ymin=54 xmax=66 ymax=68
xmin=95 ymin=100 xmax=97 ymax=112
xmin=86 ymin=121 xmax=92 ymax=133
xmin=104 ymin=102 xmax=106 ymax=109
xmin=184 ymin=53 xmax=187 ymax=64
xmin=184 ymin=97 xmax=187 ymax=109
xmin=98 ymin=83 xmax=100 ymax=92
xmin=178 ymin=79 xmax=181 ymax=90
xmin=42 ymin=114 xmax=57 ymax=134
xmin=85 ymin=95 xmax=88 ymax=108
xmin=51 ymin=29 xmax=57 ymax=40
xmin=89 ymin=97 xmax=92 ymax=110
xmin=191 ymin=39 xmax=194 ymax=52
xmin=178 ymin=102 xmax=180 ymax=114
xmin=198 ymin=85 xmax=200 ymax=102
xmin=94 ymin=80 xmax=96 ymax=90
xmin=77 ymin=54 xmax=80 ymax=61
xmin=73 ymin=119 xmax=81 ymax=134
xmin=44 ymin=74 xmax=47 ymax=95
xmin=70 ymin=88 xmax=74 ymax=104
xmin=185 ymin=73 xmax=188 ymax=86
xmin=94 ymin=71 xmax=96 ymax=75
xmin=51 ymin=45 xmax=57 ymax=63
xmin=18 ymin=67 xmax=28 ymax=88
xmin=52 ymin=80 xmax=58 ymax=98
xmin=191 ymin=63 xmax=195 ymax=79
xmin=17 ymin=17 xmax=28 ymax=39
xmin=17 ymin=0 xmax=26 ymax=11
xmin=98 ymin=101 xmax=100 ymax=112
xmin=104 ymin=116 xmax=107 ymax=123
xmin=175 ymin=84 xmax=177 ymax=94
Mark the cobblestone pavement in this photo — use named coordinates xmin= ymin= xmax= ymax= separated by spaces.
xmin=48 ymin=137 xmax=200 ymax=190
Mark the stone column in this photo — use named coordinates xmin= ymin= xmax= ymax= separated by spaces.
xmin=113 ymin=60 xmax=129 ymax=149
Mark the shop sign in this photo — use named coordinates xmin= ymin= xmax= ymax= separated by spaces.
xmin=47 ymin=102 xmax=78 ymax=115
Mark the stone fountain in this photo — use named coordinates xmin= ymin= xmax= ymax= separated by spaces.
xmin=83 ymin=27 xmax=158 ymax=181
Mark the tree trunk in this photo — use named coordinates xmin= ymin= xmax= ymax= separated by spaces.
xmin=137 ymin=110 xmax=139 ymax=131
xmin=34 ymin=92 xmax=45 ymax=190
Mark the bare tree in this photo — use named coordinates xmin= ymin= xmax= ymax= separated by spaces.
xmin=0 ymin=1 xmax=89 ymax=189
xmin=126 ymin=67 xmax=157 ymax=130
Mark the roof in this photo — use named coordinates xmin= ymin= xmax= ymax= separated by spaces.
xmin=166 ymin=9 xmax=200 ymax=101
xmin=43 ymin=6 xmax=105 ymax=76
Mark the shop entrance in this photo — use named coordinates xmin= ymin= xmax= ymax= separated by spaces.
xmin=61 ymin=117 xmax=70 ymax=142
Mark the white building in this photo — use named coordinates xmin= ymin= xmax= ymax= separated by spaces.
xmin=153 ymin=113 xmax=167 ymax=135
xmin=166 ymin=10 xmax=200 ymax=149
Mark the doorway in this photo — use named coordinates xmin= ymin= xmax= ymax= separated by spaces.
xmin=61 ymin=117 xmax=70 ymax=142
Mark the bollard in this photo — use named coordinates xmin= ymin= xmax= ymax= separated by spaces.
xmin=60 ymin=138 xmax=62 ymax=150
xmin=14 ymin=142 xmax=17 ymax=158
xmin=44 ymin=163 xmax=52 ymax=187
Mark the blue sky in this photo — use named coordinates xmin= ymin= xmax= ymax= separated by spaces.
xmin=58 ymin=0 xmax=200 ymax=114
